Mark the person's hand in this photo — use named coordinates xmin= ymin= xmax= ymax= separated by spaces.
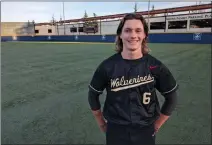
xmin=152 ymin=113 xmax=170 ymax=136
xmin=92 ymin=110 xmax=107 ymax=133
xmin=152 ymin=120 xmax=162 ymax=136
xmin=96 ymin=118 xmax=107 ymax=133
xmin=99 ymin=123 xmax=107 ymax=133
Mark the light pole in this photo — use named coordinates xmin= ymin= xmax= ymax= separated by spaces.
xmin=147 ymin=0 xmax=151 ymax=31
xmin=63 ymin=2 xmax=66 ymax=35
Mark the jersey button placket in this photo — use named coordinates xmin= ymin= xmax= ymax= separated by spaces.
xmin=127 ymin=68 xmax=133 ymax=125
xmin=129 ymin=88 xmax=133 ymax=125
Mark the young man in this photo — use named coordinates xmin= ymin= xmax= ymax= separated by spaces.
xmin=88 ymin=13 xmax=178 ymax=145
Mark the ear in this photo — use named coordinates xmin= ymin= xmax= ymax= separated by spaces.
xmin=143 ymin=33 xmax=146 ymax=39
xmin=119 ymin=34 xmax=122 ymax=40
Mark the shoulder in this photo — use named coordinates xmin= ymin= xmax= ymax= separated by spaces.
xmin=144 ymin=54 xmax=163 ymax=66
xmin=145 ymin=54 xmax=178 ymax=94
xmin=145 ymin=54 xmax=172 ymax=76
xmin=97 ymin=53 xmax=121 ymax=69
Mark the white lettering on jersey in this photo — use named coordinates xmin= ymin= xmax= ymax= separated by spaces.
xmin=110 ymin=74 xmax=154 ymax=92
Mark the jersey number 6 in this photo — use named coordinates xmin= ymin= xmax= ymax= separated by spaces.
xmin=143 ymin=92 xmax=151 ymax=104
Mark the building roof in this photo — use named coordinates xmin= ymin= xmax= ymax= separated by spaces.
xmin=36 ymin=3 xmax=212 ymax=26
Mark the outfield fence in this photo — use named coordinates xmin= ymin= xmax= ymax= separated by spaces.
xmin=1 ymin=32 xmax=211 ymax=44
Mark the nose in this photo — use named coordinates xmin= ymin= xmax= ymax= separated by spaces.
xmin=130 ymin=31 xmax=137 ymax=39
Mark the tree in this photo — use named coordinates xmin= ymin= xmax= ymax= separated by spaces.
xmin=32 ymin=20 xmax=35 ymax=35
xmin=51 ymin=14 xmax=56 ymax=25
xmin=93 ymin=13 xmax=97 ymax=23
xmin=84 ymin=10 xmax=88 ymax=18
xmin=82 ymin=11 xmax=98 ymax=34
xmin=134 ymin=2 xmax=138 ymax=13
xmin=152 ymin=5 xmax=154 ymax=11
xmin=59 ymin=15 xmax=63 ymax=25
xmin=83 ymin=10 xmax=89 ymax=26
xmin=151 ymin=5 xmax=155 ymax=17
xmin=93 ymin=13 xmax=97 ymax=17
xmin=60 ymin=15 xmax=63 ymax=21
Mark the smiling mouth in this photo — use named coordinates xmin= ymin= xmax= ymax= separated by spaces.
xmin=128 ymin=40 xmax=139 ymax=44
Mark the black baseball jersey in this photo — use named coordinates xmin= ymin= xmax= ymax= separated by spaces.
xmin=89 ymin=52 xmax=178 ymax=126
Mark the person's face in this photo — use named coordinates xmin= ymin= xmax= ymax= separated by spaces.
xmin=120 ymin=19 xmax=146 ymax=52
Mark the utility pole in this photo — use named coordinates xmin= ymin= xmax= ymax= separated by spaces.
xmin=63 ymin=2 xmax=66 ymax=35
xmin=147 ymin=0 xmax=151 ymax=31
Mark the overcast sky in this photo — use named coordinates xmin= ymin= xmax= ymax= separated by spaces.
xmin=1 ymin=2 xmax=211 ymax=23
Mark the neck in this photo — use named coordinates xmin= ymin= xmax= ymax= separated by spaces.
xmin=121 ymin=48 xmax=143 ymax=60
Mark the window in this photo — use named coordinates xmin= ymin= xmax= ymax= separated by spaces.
xmin=85 ymin=27 xmax=95 ymax=33
xmin=70 ymin=27 xmax=77 ymax=32
xmin=48 ymin=29 xmax=52 ymax=33
xmin=150 ymin=22 xmax=166 ymax=30
xmin=35 ymin=30 xmax=39 ymax=33
xmin=78 ymin=27 xmax=84 ymax=32
xmin=168 ymin=20 xmax=187 ymax=29
xmin=190 ymin=19 xmax=212 ymax=28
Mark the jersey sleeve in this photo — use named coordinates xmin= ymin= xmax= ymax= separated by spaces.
xmin=89 ymin=62 xmax=108 ymax=94
xmin=155 ymin=63 xmax=178 ymax=95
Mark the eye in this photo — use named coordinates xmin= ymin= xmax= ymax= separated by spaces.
xmin=125 ymin=29 xmax=130 ymax=32
xmin=136 ymin=29 xmax=142 ymax=33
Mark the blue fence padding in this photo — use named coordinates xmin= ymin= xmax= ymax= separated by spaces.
xmin=73 ymin=35 xmax=115 ymax=42
xmin=1 ymin=36 xmax=13 ymax=42
xmin=1 ymin=33 xmax=211 ymax=44
xmin=49 ymin=36 xmax=75 ymax=41
xmin=148 ymin=33 xmax=212 ymax=44
xmin=17 ymin=36 xmax=48 ymax=41
xmin=16 ymin=35 xmax=75 ymax=41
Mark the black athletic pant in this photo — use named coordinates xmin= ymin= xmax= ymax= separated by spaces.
xmin=106 ymin=122 xmax=156 ymax=145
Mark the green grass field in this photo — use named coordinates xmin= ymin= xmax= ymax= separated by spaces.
xmin=1 ymin=42 xmax=211 ymax=144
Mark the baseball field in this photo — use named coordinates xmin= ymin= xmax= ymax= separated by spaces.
xmin=1 ymin=42 xmax=211 ymax=144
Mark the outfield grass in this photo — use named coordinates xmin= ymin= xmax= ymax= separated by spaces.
xmin=1 ymin=42 xmax=211 ymax=144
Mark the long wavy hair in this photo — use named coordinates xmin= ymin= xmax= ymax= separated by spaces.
xmin=115 ymin=13 xmax=150 ymax=54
